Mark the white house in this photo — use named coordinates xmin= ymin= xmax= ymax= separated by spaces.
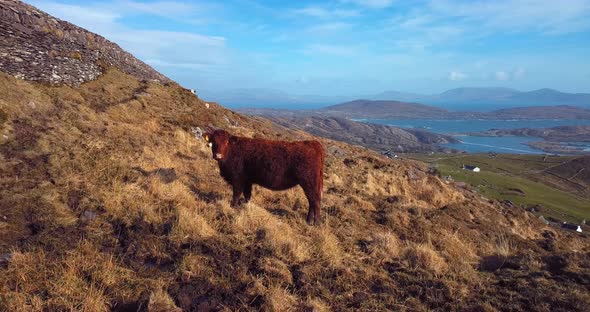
xmin=462 ymin=165 xmax=481 ymax=172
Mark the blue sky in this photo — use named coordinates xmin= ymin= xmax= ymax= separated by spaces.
xmin=27 ymin=0 xmax=590 ymax=95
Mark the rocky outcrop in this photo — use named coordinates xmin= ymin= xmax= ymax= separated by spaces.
xmin=268 ymin=116 xmax=458 ymax=153
xmin=0 ymin=0 xmax=170 ymax=85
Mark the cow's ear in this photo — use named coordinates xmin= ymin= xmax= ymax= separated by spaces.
xmin=203 ymin=133 xmax=210 ymax=142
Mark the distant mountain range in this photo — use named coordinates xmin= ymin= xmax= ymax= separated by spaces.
xmin=198 ymin=89 xmax=353 ymax=109
xmin=374 ymin=87 xmax=590 ymax=111
xmin=202 ymin=87 xmax=590 ymax=111
xmin=239 ymin=101 xmax=590 ymax=120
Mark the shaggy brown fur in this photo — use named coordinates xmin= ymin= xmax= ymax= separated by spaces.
xmin=204 ymin=129 xmax=325 ymax=224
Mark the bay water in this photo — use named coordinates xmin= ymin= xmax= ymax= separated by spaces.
xmin=357 ymin=119 xmax=590 ymax=154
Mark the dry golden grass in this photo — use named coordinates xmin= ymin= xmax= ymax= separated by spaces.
xmin=147 ymin=287 xmax=181 ymax=312
xmin=435 ymin=230 xmax=479 ymax=279
xmin=258 ymin=257 xmax=293 ymax=286
xmin=264 ymin=285 xmax=298 ymax=312
xmin=2 ymin=242 xmax=140 ymax=311
xmin=300 ymin=297 xmax=331 ymax=312
xmin=368 ymin=231 xmax=401 ymax=261
xmin=171 ymin=203 xmax=216 ymax=243
xmin=314 ymin=226 xmax=345 ymax=267
xmin=1 ymin=69 xmax=589 ymax=311
xmin=401 ymin=242 xmax=448 ymax=276
xmin=235 ymin=203 xmax=311 ymax=262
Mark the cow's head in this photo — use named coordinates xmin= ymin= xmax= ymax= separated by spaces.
xmin=203 ymin=129 xmax=232 ymax=161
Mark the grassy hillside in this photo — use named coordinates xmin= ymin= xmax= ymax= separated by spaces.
xmin=547 ymin=156 xmax=590 ymax=188
xmin=1 ymin=70 xmax=589 ymax=311
xmin=407 ymin=154 xmax=590 ymax=223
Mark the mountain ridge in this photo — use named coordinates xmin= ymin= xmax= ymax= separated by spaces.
xmin=267 ymin=115 xmax=458 ymax=153
xmin=205 ymin=86 xmax=590 ymax=110
xmin=240 ymin=101 xmax=590 ymax=120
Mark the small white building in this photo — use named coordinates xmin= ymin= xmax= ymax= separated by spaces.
xmin=462 ymin=165 xmax=481 ymax=172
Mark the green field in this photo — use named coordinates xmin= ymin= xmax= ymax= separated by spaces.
xmin=406 ymin=154 xmax=590 ymax=223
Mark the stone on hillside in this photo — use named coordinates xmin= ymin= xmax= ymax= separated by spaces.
xmin=80 ymin=210 xmax=97 ymax=222
xmin=191 ymin=127 xmax=203 ymax=139
xmin=0 ymin=253 xmax=13 ymax=267
xmin=327 ymin=145 xmax=348 ymax=158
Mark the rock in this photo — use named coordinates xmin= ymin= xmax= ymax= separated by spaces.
xmin=501 ymin=200 xmax=514 ymax=207
xmin=455 ymin=182 xmax=468 ymax=188
xmin=223 ymin=115 xmax=239 ymax=127
xmin=406 ymin=169 xmax=420 ymax=180
xmin=327 ymin=145 xmax=347 ymax=158
xmin=0 ymin=253 xmax=12 ymax=267
xmin=155 ymin=168 xmax=177 ymax=184
xmin=351 ymin=291 xmax=368 ymax=305
xmin=191 ymin=127 xmax=203 ymax=139
xmin=80 ymin=210 xmax=97 ymax=222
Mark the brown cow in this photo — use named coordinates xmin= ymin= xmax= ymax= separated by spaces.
xmin=203 ymin=129 xmax=324 ymax=225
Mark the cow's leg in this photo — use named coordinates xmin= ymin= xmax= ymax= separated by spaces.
xmin=231 ymin=183 xmax=244 ymax=207
xmin=244 ymin=182 xmax=253 ymax=203
xmin=301 ymin=183 xmax=321 ymax=225
xmin=314 ymin=191 xmax=322 ymax=224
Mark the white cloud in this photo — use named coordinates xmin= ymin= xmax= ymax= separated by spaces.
xmin=302 ymin=44 xmax=357 ymax=57
xmin=385 ymin=0 xmax=590 ymax=57
xmin=306 ymin=22 xmax=353 ymax=34
xmin=341 ymin=0 xmax=396 ymax=9
xmin=449 ymin=71 xmax=468 ymax=81
xmin=296 ymin=76 xmax=309 ymax=84
xmin=118 ymin=0 xmax=200 ymax=18
xmin=388 ymin=22 xmax=465 ymax=51
xmin=399 ymin=14 xmax=435 ymax=29
xmin=292 ymin=6 xmax=360 ymax=18
xmin=112 ymin=30 xmax=226 ymax=66
xmin=27 ymin=1 xmax=121 ymax=33
xmin=28 ymin=1 xmax=228 ymax=71
xmin=386 ymin=9 xmax=467 ymax=51
xmin=513 ymin=67 xmax=526 ymax=79
xmin=429 ymin=0 xmax=590 ymax=34
xmin=474 ymin=60 xmax=489 ymax=69
xmin=28 ymin=0 xmax=209 ymax=24
xmin=495 ymin=71 xmax=509 ymax=81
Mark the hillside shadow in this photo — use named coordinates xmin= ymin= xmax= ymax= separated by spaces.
xmin=132 ymin=167 xmax=177 ymax=184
